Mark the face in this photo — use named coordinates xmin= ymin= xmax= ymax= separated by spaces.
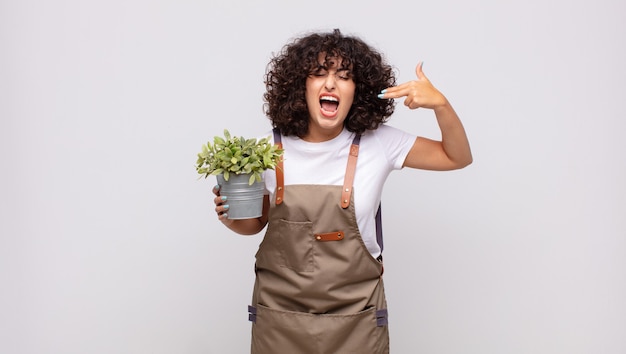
xmin=304 ymin=53 xmax=355 ymax=142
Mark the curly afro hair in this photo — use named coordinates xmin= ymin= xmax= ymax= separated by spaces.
xmin=264 ymin=29 xmax=396 ymax=137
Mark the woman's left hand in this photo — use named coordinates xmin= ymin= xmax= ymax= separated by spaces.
xmin=379 ymin=62 xmax=448 ymax=110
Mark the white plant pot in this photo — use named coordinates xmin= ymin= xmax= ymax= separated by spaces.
xmin=216 ymin=173 xmax=265 ymax=219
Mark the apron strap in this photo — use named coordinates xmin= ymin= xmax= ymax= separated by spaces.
xmin=272 ymin=128 xmax=284 ymax=205
xmin=342 ymin=134 xmax=385 ymax=254
xmin=341 ymin=134 xmax=361 ymax=209
xmin=375 ymin=203 xmax=384 ymax=253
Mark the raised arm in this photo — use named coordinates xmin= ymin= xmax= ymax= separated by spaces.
xmin=379 ymin=62 xmax=472 ymax=171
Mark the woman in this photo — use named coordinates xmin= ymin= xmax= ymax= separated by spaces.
xmin=213 ymin=29 xmax=472 ymax=353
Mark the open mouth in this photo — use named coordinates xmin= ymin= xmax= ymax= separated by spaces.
xmin=320 ymin=95 xmax=339 ymax=114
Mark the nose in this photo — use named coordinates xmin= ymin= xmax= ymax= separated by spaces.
xmin=324 ymin=73 xmax=336 ymax=91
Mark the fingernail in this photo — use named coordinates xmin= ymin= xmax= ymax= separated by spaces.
xmin=222 ymin=213 xmax=228 ymax=219
xmin=223 ymin=204 xmax=229 ymax=210
xmin=214 ymin=184 xmax=221 ymax=190
xmin=380 ymin=89 xmax=387 ymax=94
xmin=221 ymin=196 xmax=227 ymax=201
xmin=377 ymin=93 xmax=385 ymax=99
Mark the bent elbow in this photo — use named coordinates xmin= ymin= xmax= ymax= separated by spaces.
xmin=463 ymin=155 xmax=473 ymax=168
xmin=452 ymin=155 xmax=473 ymax=170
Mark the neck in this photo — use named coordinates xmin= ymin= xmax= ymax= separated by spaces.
xmin=302 ymin=127 xmax=344 ymax=143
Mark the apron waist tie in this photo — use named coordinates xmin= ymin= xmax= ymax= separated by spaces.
xmin=248 ymin=305 xmax=257 ymax=323
xmin=247 ymin=305 xmax=389 ymax=327
xmin=376 ymin=309 xmax=388 ymax=327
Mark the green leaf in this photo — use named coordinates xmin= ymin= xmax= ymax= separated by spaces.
xmin=214 ymin=136 xmax=225 ymax=146
xmin=263 ymin=154 xmax=272 ymax=166
xmin=196 ymin=129 xmax=283 ymax=181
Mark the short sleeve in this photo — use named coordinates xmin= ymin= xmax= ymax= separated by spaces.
xmin=373 ymin=125 xmax=417 ymax=170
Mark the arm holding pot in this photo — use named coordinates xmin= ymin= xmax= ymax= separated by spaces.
xmin=212 ymin=185 xmax=270 ymax=235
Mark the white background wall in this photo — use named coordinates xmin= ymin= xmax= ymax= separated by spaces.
xmin=1 ymin=0 xmax=625 ymax=353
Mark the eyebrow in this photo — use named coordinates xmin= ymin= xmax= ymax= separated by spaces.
xmin=309 ymin=64 xmax=351 ymax=75
xmin=314 ymin=64 xmax=350 ymax=71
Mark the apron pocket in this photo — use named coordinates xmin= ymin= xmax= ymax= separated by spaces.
xmin=251 ymin=304 xmax=389 ymax=354
xmin=271 ymin=218 xmax=315 ymax=273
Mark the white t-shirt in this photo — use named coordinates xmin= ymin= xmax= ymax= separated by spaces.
xmin=262 ymin=125 xmax=416 ymax=258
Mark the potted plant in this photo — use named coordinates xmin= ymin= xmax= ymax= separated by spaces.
xmin=196 ymin=129 xmax=283 ymax=219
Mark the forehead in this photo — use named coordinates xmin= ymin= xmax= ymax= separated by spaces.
xmin=315 ymin=52 xmax=348 ymax=68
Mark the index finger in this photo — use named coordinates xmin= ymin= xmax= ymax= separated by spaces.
xmin=378 ymin=82 xmax=412 ymax=99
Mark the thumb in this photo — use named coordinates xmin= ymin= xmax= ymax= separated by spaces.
xmin=415 ymin=61 xmax=426 ymax=80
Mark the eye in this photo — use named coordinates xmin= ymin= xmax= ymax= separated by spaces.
xmin=337 ymin=70 xmax=352 ymax=80
xmin=310 ymin=66 xmax=328 ymax=77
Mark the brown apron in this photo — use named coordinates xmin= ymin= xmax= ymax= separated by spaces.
xmin=248 ymin=131 xmax=390 ymax=354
